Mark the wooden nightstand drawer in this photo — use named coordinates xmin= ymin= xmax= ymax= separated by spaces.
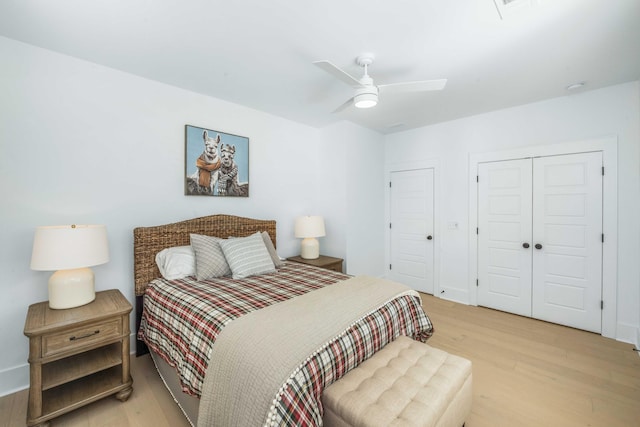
xmin=286 ymin=255 xmax=344 ymax=273
xmin=43 ymin=318 xmax=122 ymax=358
xmin=322 ymin=260 xmax=343 ymax=272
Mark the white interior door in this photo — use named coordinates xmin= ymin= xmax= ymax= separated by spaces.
xmin=389 ymin=169 xmax=434 ymax=294
xmin=478 ymin=159 xmax=533 ymax=316
xmin=532 ymin=152 xmax=603 ymax=333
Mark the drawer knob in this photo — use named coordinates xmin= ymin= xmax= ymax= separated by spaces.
xmin=69 ymin=330 xmax=100 ymax=341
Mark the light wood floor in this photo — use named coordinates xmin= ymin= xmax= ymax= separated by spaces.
xmin=2 ymin=294 xmax=639 ymax=426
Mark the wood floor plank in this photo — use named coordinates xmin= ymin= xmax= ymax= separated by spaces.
xmin=2 ymin=293 xmax=639 ymax=426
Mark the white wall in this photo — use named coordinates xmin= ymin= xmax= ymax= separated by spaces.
xmin=385 ymin=81 xmax=640 ymax=344
xmin=318 ymin=122 xmax=386 ymax=276
xmin=0 ymin=37 xmax=385 ymax=395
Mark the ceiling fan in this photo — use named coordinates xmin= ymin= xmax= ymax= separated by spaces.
xmin=313 ymin=53 xmax=447 ymax=112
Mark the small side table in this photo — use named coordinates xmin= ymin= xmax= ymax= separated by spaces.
xmin=286 ymin=255 xmax=344 ymax=273
xmin=24 ymin=289 xmax=133 ymax=427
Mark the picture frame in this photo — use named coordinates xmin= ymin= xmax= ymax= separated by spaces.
xmin=184 ymin=124 xmax=249 ymax=197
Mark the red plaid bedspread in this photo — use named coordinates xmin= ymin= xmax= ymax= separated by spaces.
xmin=138 ymin=261 xmax=434 ymax=424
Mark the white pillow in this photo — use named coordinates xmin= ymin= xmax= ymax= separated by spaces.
xmin=218 ymin=232 xmax=276 ymax=279
xmin=155 ymin=246 xmax=196 ymax=280
xmin=190 ymin=234 xmax=232 ymax=280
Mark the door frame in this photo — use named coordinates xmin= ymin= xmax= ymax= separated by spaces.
xmin=385 ymin=159 xmax=440 ymax=296
xmin=468 ymin=135 xmax=618 ymax=338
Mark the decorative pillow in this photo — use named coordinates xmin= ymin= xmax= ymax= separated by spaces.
xmin=218 ymin=232 xmax=276 ymax=279
xmin=155 ymin=245 xmax=196 ymax=280
xmin=261 ymin=231 xmax=284 ymax=268
xmin=190 ymin=233 xmax=232 ymax=280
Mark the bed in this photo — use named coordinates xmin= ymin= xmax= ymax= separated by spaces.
xmin=134 ymin=214 xmax=434 ymax=426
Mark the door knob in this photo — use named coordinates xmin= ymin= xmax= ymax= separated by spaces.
xmin=522 ymin=243 xmax=530 ymax=248
xmin=427 ymin=235 xmax=433 ymax=240
xmin=535 ymin=243 xmax=543 ymax=250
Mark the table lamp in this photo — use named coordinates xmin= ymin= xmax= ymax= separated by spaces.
xmin=294 ymin=216 xmax=325 ymax=259
xmin=30 ymin=224 xmax=109 ymax=309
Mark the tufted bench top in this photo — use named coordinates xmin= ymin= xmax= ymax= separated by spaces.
xmin=322 ymin=336 xmax=472 ymax=427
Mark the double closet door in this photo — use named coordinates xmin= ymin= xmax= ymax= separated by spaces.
xmin=477 ymin=152 xmax=603 ymax=333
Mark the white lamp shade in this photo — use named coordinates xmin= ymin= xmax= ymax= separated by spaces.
xmin=31 ymin=224 xmax=109 ymax=271
xmin=294 ymin=216 xmax=326 ymax=238
xmin=295 ymin=216 xmax=325 ymax=260
xmin=31 ymin=224 xmax=109 ymax=309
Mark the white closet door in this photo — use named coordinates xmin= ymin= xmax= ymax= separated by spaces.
xmin=389 ymin=169 xmax=435 ymax=294
xmin=478 ymin=159 xmax=533 ymax=316
xmin=532 ymin=152 xmax=603 ymax=333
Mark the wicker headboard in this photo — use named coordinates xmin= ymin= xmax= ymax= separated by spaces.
xmin=133 ymin=214 xmax=276 ymax=296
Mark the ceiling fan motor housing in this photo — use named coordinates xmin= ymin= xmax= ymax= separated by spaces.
xmin=354 ymin=55 xmax=377 ymax=108
xmin=354 ymin=85 xmax=378 ymax=108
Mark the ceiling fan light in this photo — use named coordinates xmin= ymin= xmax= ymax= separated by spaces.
xmin=354 ymin=93 xmax=378 ymax=108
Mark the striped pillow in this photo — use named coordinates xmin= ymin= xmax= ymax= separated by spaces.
xmin=261 ymin=231 xmax=284 ymax=268
xmin=190 ymin=234 xmax=232 ymax=280
xmin=219 ymin=232 xmax=276 ymax=279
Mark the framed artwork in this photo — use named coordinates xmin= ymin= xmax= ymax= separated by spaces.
xmin=184 ymin=124 xmax=249 ymax=197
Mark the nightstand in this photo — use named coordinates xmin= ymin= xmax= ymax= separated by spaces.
xmin=23 ymin=289 xmax=133 ymax=427
xmin=286 ymin=255 xmax=344 ymax=272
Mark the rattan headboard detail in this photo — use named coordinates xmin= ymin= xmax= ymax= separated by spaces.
xmin=133 ymin=214 xmax=276 ymax=296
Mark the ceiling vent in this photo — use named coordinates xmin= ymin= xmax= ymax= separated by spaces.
xmin=493 ymin=0 xmax=540 ymax=20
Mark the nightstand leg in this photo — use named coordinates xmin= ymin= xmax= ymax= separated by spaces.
xmin=118 ymin=316 xmax=133 ymax=402
xmin=27 ymin=360 xmax=43 ymax=425
xmin=115 ymin=387 xmax=133 ymax=402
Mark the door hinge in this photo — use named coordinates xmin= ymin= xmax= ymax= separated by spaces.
xmin=476 ymin=227 xmax=479 ymax=235
xmin=602 ymin=233 xmax=604 ymax=243
xmin=389 ymin=223 xmax=392 ymax=229
xmin=389 ymin=181 xmax=392 ymax=188
xmin=601 ymin=300 xmax=604 ymax=310
xmin=476 ymin=279 xmax=479 ymax=287
xmin=389 ymin=264 xmax=392 ymax=270
xmin=476 ymin=175 xmax=479 ymax=183
xmin=602 ymin=166 xmax=604 ymax=176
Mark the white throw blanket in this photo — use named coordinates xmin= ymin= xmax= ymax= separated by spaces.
xmin=197 ymin=275 xmax=418 ymax=427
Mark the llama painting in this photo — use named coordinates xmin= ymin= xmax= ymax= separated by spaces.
xmin=185 ymin=125 xmax=249 ymax=197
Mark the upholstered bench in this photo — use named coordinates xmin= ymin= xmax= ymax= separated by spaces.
xmin=322 ymin=336 xmax=472 ymax=427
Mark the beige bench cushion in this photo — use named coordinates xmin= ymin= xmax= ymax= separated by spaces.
xmin=322 ymin=336 xmax=472 ymax=427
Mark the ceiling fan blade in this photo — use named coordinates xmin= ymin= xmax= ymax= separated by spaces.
xmin=331 ymin=98 xmax=353 ymax=114
xmin=332 ymin=97 xmax=354 ymax=113
xmin=378 ymin=79 xmax=447 ymax=94
xmin=313 ymin=60 xmax=365 ymax=88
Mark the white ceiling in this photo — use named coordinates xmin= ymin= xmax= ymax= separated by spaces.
xmin=1 ymin=0 xmax=639 ymax=134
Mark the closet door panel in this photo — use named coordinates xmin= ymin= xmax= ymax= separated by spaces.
xmin=532 ymin=152 xmax=603 ymax=333
xmin=478 ymin=159 xmax=532 ymax=316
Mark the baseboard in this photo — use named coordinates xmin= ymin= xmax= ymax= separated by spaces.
xmin=0 ymin=363 xmax=28 ymax=397
xmin=615 ymin=321 xmax=640 ymax=346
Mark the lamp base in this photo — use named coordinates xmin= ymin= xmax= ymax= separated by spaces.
xmin=48 ymin=268 xmax=96 ymax=309
xmin=300 ymin=237 xmax=320 ymax=259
